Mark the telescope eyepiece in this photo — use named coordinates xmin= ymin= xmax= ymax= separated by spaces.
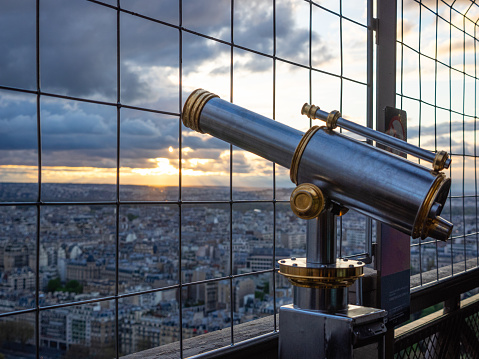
xmin=428 ymin=217 xmax=453 ymax=242
xmin=182 ymin=88 xmax=218 ymax=133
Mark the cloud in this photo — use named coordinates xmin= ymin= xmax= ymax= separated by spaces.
xmin=436 ymin=36 xmax=475 ymax=62
xmin=408 ymin=120 xmax=473 ymax=138
xmin=417 ymin=135 xmax=473 ymax=155
xmin=407 ymin=119 xmax=477 ymax=155
xmin=1 ymin=0 xmax=329 ymax=98
xmin=0 ymin=94 xmax=236 ymax=169
xmin=0 ymin=151 xmax=37 ymax=167
xmin=0 ymin=2 xmax=37 ymax=90
xmin=402 ymin=0 xmax=473 ymax=12
xmin=0 ymin=95 xmax=37 ymax=151
xmin=0 ymin=0 xmax=332 ymax=178
xmin=0 ymin=0 xmax=178 ymax=105
xmin=232 ymin=151 xmax=273 ymax=176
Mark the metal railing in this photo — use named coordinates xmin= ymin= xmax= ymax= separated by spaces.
xmin=395 ymin=264 xmax=479 ymax=358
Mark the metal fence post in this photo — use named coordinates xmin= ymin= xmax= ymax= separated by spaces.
xmin=376 ymin=0 xmax=398 ymax=358
xmin=376 ymin=0 xmax=397 ymax=130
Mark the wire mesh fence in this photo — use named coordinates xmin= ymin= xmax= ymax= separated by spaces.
xmin=397 ymin=0 xmax=479 ymax=288
xmin=2 ymin=0 xmax=478 ymax=358
xmin=0 ymin=0 xmax=371 ymax=358
xmin=394 ymin=293 xmax=479 ymax=358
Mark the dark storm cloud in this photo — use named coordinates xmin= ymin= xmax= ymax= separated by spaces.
xmin=408 ymin=120 xmax=472 ymax=138
xmin=417 ymin=135 xmax=472 ymax=155
xmin=0 ymin=150 xmax=37 ymax=166
xmin=232 ymin=152 xmax=256 ymax=174
xmin=407 ymin=121 xmax=475 ymax=154
xmin=182 ymin=135 xmax=231 ymax=151
xmin=0 ymin=96 xmax=231 ymax=168
xmin=0 ymin=2 xmax=36 ymax=90
xmin=0 ymin=97 xmax=37 ymax=151
xmin=1 ymin=0 xmax=329 ymax=98
xmin=39 ymin=100 xmax=116 ymax=153
xmin=1 ymin=0 xmax=331 ymax=169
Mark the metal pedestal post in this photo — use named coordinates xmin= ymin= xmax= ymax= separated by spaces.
xmin=279 ymin=304 xmax=387 ymax=359
xmin=278 ymin=210 xmax=387 ymax=358
xmin=293 ymin=286 xmax=348 ymax=312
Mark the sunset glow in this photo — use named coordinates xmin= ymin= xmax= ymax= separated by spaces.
xmin=0 ymin=0 xmax=477 ymax=192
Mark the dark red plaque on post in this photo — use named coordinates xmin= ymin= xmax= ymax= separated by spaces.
xmin=379 ymin=106 xmax=411 ymax=326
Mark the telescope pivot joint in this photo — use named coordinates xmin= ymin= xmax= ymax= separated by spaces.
xmin=290 ymin=183 xmax=325 ymax=220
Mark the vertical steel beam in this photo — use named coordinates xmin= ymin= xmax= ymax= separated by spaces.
xmin=376 ymin=0 xmax=397 ymax=133
xmin=376 ymin=1 xmax=398 ymax=358
xmin=375 ymin=0 xmax=398 ymax=277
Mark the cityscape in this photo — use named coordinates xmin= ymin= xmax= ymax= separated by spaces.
xmin=0 ymin=183 xmax=476 ymax=358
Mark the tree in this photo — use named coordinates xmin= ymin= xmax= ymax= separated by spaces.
xmin=136 ymin=337 xmax=153 ymax=352
xmin=127 ymin=213 xmax=138 ymax=221
xmin=0 ymin=321 xmax=34 ymax=346
xmin=2 ymin=321 xmax=18 ymax=342
xmin=46 ymin=278 xmax=83 ymax=294
xmin=95 ymin=344 xmax=116 ymax=359
xmin=47 ymin=278 xmax=62 ymax=293
xmin=16 ymin=321 xmax=34 ymax=345
xmin=0 ymin=322 xmax=6 ymax=347
xmin=65 ymin=280 xmax=83 ymax=294
xmin=64 ymin=344 xmax=90 ymax=359
xmin=263 ymin=281 xmax=270 ymax=295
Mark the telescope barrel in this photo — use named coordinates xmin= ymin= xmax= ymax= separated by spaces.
xmin=302 ymin=104 xmax=451 ymax=171
xmin=183 ymin=90 xmax=303 ymax=169
xmin=183 ymin=89 xmax=453 ymax=241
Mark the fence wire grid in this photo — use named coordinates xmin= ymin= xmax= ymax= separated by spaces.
xmin=0 ymin=0 xmax=478 ymax=358
xmin=394 ymin=293 xmax=479 ymax=358
xmin=397 ymin=0 xmax=479 ymax=288
xmin=0 ymin=0 xmax=372 ymax=358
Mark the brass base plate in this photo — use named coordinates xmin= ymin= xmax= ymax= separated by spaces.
xmin=278 ymin=257 xmax=364 ymax=289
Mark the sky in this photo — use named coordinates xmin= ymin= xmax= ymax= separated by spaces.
xmin=0 ymin=0 xmax=477 ymax=193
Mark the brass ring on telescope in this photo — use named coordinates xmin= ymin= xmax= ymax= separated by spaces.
xmin=326 ymin=110 xmax=341 ymax=130
xmin=182 ymin=89 xmax=219 ymax=133
xmin=290 ymin=126 xmax=321 ymax=185
xmin=412 ymin=173 xmax=450 ymax=240
xmin=433 ymin=151 xmax=449 ymax=172
xmin=278 ymin=258 xmax=364 ymax=289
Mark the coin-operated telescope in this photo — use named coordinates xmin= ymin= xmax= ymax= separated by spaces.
xmin=182 ymin=89 xmax=453 ymax=358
